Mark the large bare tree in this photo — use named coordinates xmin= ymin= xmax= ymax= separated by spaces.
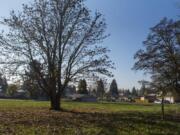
xmin=133 ymin=18 xmax=180 ymax=119
xmin=133 ymin=18 xmax=180 ymax=97
xmin=0 ymin=0 xmax=114 ymax=110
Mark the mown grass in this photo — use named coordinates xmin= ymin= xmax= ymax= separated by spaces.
xmin=0 ymin=99 xmax=179 ymax=135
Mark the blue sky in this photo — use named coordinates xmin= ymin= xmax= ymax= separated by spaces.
xmin=0 ymin=0 xmax=179 ymax=89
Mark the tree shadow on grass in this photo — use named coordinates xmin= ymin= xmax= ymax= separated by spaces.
xmin=60 ymin=109 xmax=180 ymax=135
xmin=0 ymin=108 xmax=179 ymax=135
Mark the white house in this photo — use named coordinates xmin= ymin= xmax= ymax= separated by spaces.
xmin=164 ymin=96 xmax=175 ymax=103
xmin=157 ymin=92 xmax=175 ymax=104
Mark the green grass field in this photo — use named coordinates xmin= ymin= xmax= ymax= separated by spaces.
xmin=0 ymin=99 xmax=179 ymax=135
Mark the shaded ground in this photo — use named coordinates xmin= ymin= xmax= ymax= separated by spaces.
xmin=0 ymin=100 xmax=179 ymax=135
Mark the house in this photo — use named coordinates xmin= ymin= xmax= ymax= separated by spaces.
xmin=157 ymin=92 xmax=175 ymax=104
xmin=0 ymin=86 xmax=7 ymax=98
xmin=69 ymin=94 xmax=97 ymax=102
xmin=138 ymin=90 xmax=180 ymax=104
xmin=0 ymin=92 xmax=6 ymax=98
xmin=13 ymin=89 xmax=28 ymax=99
xmin=139 ymin=94 xmax=157 ymax=103
xmin=145 ymin=94 xmax=157 ymax=103
xmin=117 ymin=93 xmax=131 ymax=102
xmin=0 ymin=86 xmax=2 ymax=92
xmin=164 ymin=96 xmax=174 ymax=103
xmin=172 ymin=91 xmax=180 ymax=103
xmin=140 ymin=96 xmax=145 ymax=101
xmin=63 ymin=86 xmax=76 ymax=98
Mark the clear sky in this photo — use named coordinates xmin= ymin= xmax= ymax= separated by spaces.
xmin=0 ymin=0 xmax=179 ymax=89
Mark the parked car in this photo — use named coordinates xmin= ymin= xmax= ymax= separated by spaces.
xmin=164 ymin=100 xmax=170 ymax=104
xmin=154 ymin=100 xmax=161 ymax=104
xmin=154 ymin=99 xmax=171 ymax=104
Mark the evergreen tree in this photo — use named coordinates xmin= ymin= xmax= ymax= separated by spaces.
xmin=131 ymin=87 xmax=138 ymax=97
xmin=23 ymin=60 xmax=48 ymax=99
xmin=91 ymin=89 xmax=97 ymax=97
xmin=7 ymin=84 xmax=18 ymax=96
xmin=109 ymin=79 xmax=119 ymax=99
xmin=139 ymin=80 xmax=148 ymax=96
xmin=96 ymin=79 xmax=105 ymax=99
xmin=0 ymin=74 xmax=8 ymax=94
xmin=124 ymin=89 xmax=131 ymax=97
xmin=78 ymin=79 xmax=88 ymax=94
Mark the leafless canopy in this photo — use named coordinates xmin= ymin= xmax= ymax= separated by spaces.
xmin=0 ymin=0 xmax=114 ymax=110
xmin=133 ymin=18 xmax=180 ymax=95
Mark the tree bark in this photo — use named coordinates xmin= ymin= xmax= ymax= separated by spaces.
xmin=161 ymin=97 xmax=165 ymax=120
xmin=50 ymin=94 xmax=61 ymax=111
xmin=49 ymin=79 xmax=61 ymax=111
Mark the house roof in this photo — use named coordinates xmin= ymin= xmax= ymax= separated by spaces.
xmin=69 ymin=94 xmax=96 ymax=99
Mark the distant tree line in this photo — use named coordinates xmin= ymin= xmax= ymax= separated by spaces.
xmin=0 ymin=70 xmax=149 ymax=102
xmin=76 ymin=78 xmax=143 ymax=101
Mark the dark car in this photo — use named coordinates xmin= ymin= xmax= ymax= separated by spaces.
xmin=164 ymin=100 xmax=170 ymax=104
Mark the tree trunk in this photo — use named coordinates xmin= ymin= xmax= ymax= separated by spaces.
xmin=49 ymin=80 xmax=61 ymax=111
xmin=161 ymin=97 xmax=165 ymax=120
xmin=50 ymin=94 xmax=61 ymax=111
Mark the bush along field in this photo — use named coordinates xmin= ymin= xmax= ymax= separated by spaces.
xmin=0 ymin=100 xmax=179 ymax=135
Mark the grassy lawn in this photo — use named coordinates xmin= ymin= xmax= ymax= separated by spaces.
xmin=0 ymin=100 xmax=179 ymax=135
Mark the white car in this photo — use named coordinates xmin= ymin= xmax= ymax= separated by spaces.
xmin=154 ymin=100 xmax=161 ymax=104
xmin=154 ymin=99 xmax=171 ymax=104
